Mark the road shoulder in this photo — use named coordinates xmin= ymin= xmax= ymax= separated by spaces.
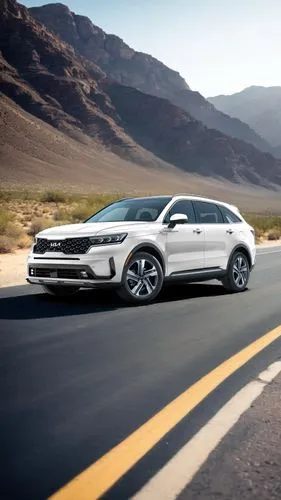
xmin=179 ymin=371 xmax=281 ymax=500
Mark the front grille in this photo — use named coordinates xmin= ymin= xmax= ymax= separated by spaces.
xmin=34 ymin=237 xmax=92 ymax=255
xmin=29 ymin=267 xmax=93 ymax=279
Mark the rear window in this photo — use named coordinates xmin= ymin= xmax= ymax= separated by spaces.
xmin=219 ymin=205 xmax=242 ymax=223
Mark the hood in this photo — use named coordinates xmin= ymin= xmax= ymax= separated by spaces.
xmin=37 ymin=221 xmax=161 ymax=238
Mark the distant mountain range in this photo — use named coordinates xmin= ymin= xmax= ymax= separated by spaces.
xmin=29 ymin=3 xmax=274 ymax=154
xmin=0 ymin=0 xmax=281 ymax=190
xmin=208 ymin=86 xmax=281 ymax=151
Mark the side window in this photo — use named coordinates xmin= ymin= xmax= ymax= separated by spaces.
xmin=164 ymin=200 xmax=196 ymax=224
xmin=219 ymin=205 xmax=242 ymax=224
xmin=193 ymin=201 xmax=223 ymax=224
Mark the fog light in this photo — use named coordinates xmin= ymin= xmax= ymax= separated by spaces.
xmin=30 ymin=268 xmax=34 ymax=276
xmin=80 ymin=271 xmax=88 ymax=279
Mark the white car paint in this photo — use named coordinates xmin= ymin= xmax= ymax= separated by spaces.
xmin=27 ymin=195 xmax=256 ymax=296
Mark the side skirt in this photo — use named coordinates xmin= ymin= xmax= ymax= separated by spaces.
xmin=165 ymin=267 xmax=226 ymax=283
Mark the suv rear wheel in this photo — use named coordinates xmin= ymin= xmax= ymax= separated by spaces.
xmin=42 ymin=285 xmax=80 ymax=297
xmin=222 ymin=251 xmax=250 ymax=293
xmin=117 ymin=251 xmax=164 ymax=304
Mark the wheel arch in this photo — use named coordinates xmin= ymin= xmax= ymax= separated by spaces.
xmin=126 ymin=243 xmax=166 ymax=274
xmin=227 ymin=244 xmax=253 ymax=270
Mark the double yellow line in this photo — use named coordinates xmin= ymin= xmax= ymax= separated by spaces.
xmin=50 ymin=325 xmax=281 ymax=500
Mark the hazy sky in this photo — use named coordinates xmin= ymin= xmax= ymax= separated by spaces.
xmin=24 ymin=0 xmax=281 ymax=97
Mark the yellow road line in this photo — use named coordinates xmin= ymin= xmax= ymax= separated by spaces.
xmin=50 ymin=325 xmax=281 ymax=500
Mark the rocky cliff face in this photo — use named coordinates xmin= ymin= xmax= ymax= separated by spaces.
xmin=1 ymin=0 xmax=281 ymax=187
xmin=30 ymin=3 xmax=272 ymax=153
xmin=29 ymin=3 xmax=189 ymax=102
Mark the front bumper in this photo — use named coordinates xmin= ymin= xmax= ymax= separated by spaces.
xmin=26 ymin=241 xmax=130 ymax=287
xmin=27 ymin=259 xmax=118 ymax=288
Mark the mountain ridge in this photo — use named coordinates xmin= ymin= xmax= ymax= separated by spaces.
xmin=208 ymin=86 xmax=281 ymax=151
xmin=29 ymin=2 xmax=273 ymax=154
xmin=1 ymin=0 xmax=281 ymax=189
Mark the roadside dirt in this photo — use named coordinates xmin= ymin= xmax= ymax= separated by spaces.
xmin=0 ymin=249 xmax=28 ymax=287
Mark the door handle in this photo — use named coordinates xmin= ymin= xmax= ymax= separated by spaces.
xmin=193 ymin=228 xmax=202 ymax=234
xmin=226 ymin=228 xmax=234 ymax=234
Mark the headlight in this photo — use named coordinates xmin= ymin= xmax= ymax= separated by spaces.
xmin=89 ymin=233 xmax=128 ymax=245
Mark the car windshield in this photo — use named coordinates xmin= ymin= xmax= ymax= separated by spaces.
xmin=85 ymin=197 xmax=172 ymax=223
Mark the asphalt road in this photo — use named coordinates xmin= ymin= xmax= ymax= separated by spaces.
xmin=1 ymin=247 xmax=281 ymax=499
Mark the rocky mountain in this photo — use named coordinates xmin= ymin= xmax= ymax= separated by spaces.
xmin=1 ymin=0 xmax=281 ymax=188
xmin=209 ymin=86 xmax=281 ymax=150
xmin=29 ymin=3 xmax=272 ymax=153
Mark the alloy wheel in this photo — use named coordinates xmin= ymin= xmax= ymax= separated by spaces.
xmin=232 ymin=255 xmax=249 ymax=288
xmin=126 ymin=258 xmax=159 ymax=297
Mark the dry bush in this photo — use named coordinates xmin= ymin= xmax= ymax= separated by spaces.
xmin=17 ymin=234 xmax=32 ymax=249
xmin=4 ymin=222 xmax=24 ymax=239
xmin=0 ymin=235 xmax=14 ymax=253
xmin=40 ymin=190 xmax=67 ymax=203
xmin=267 ymin=229 xmax=281 ymax=241
xmin=27 ymin=217 xmax=55 ymax=237
xmin=0 ymin=210 xmax=15 ymax=234
xmin=53 ymin=209 xmax=70 ymax=222
xmin=70 ymin=204 xmax=93 ymax=222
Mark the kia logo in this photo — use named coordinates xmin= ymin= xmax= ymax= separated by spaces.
xmin=50 ymin=241 xmax=61 ymax=248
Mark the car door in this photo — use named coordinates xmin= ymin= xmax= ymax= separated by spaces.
xmin=193 ymin=201 xmax=230 ymax=269
xmin=163 ymin=199 xmax=205 ymax=275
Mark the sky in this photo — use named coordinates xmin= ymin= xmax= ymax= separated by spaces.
xmin=24 ymin=0 xmax=281 ymax=97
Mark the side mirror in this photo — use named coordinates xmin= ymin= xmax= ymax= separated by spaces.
xmin=168 ymin=213 xmax=188 ymax=228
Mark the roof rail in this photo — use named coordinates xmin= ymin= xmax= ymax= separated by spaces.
xmin=174 ymin=193 xmax=220 ymax=200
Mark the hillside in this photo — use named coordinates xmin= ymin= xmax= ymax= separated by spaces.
xmin=209 ymin=86 xmax=281 ymax=150
xmin=1 ymin=0 xmax=281 ymax=190
xmin=29 ymin=3 xmax=272 ymax=153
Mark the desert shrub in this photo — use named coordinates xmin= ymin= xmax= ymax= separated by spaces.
xmin=244 ymin=214 xmax=281 ymax=233
xmin=0 ymin=235 xmax=14 ymax=253
xmin=267 ymin=229 xmax=281 ymax=241
xmin=254 ymin=227 xmax=264 ymax=241
xmin=53 ymin=209 xmax=70 ymax=222
xmin=40 ymin=190 xmax=67 ymax=203
xmin=16 ymin=234 xmax=32 ymax=249
xmin=27 ymin=217 xmax=55 ymax=237
xmin=0 ymin=210 xmax=15 ymax=235
xmin=4 ymin=223 xmax=24 ymax=239
xmin=70 ymin=204 xmax=93 ymax=222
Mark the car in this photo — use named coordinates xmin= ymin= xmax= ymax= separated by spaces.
xmin=27 ymin=195 xmax=256 ymax=304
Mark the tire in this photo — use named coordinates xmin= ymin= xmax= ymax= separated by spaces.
xmin=117 ymin=251 xmax=164 ymax=304
xmin=222 ymin=251 xmax=250 ymax=293
xmin=42 ymin=285 xmax=80 ymax=297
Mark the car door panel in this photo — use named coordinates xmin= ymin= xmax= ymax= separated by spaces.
xmin=193 ymin=201 xmax=229 ymax=269
xmin=165 ymin=225 xmax=205 ymax=274
xmin=162 ymin=199 xmax=205 ymax=274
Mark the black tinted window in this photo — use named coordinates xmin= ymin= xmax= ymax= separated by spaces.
xmin=193 ymin=201 xmax=223 ymax=224
xmin=164 ymin=200 xmax=195 ymax=223
xmin=219 ymin=205 xmax=242 ymax=223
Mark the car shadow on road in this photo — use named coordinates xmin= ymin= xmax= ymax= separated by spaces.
xmin=0 ymin=283 xmax=227 ymax=320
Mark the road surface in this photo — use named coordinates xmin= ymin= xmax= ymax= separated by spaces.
xmin=1 ymin=247 xmax=281 ymax=499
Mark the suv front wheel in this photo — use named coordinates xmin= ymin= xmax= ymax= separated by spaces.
xmin=222 ymin=251 xmax=250 ymax=293
xmin=117 ymin=251 xmax=164 ymax=304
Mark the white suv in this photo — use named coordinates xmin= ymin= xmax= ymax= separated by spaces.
xmin=27 ymin=195 xmax=256 ymax=304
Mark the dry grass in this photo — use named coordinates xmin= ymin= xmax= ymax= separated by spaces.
xmin=267 ymin=229 xmax=281 ymax=241
xmin=0 ymin=189 xmax=280 ymax=253
xmin=0 ymin=235 xmax=14 ymax=253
